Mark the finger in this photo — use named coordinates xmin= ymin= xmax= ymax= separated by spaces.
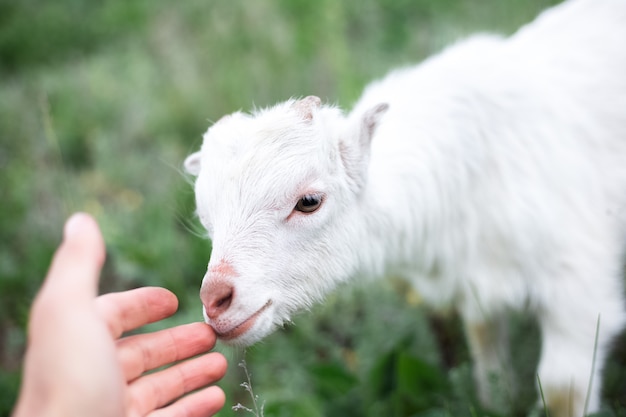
xmin=96 ymin=287 xmax=178 ymax=338
xmin=148 ymin=386 xmax=226 ymax=417
xmin=128 ymin=352 xmax=227 ymax=415
xmin=118 ymin=322 xmax=218 ymax=381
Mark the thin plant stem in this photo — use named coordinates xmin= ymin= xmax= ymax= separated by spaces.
xmin=537 ymin=374 xmax=550 ymax=417
xmin=583 ymin=315 xmax=601 ymax=416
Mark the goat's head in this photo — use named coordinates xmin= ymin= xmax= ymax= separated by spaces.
xmin=185 ymin=96 xmax=388 ymax=346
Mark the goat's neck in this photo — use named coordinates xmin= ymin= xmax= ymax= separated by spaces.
xmin=349 ymin=179 xmax=426 ymax=280
xmin=353 ymin=152 xmax=462 ymax=285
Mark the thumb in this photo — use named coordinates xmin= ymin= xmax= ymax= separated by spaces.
xmin=39 ymin=213 xmax=106 ymax=302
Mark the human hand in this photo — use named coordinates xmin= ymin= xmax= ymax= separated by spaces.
xmin=12 ymin=213 xmax=227 ymax=417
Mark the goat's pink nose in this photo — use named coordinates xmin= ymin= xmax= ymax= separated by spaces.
xmin=202 ymin=281 xmax=234 ymax=320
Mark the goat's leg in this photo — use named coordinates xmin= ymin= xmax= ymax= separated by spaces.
xmin=464 ymin=315 xmax=516 ymax=411
xmin=536 ymin=310 xmax=597 ymax=417
xmin=536 ymin=271 xmax=625 ymax=417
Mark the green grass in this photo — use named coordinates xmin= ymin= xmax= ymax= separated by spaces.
xmin=3 ymin=0 xmax=625 ymax=416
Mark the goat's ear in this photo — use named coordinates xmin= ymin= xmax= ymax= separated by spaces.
xmin=340 ymin=103 xmax=389 ymax=189
xmin=184 ymin=152 xmax=202 ymax=176
xmin=292 ymin=95 xmax=322 ymax=121
xmin=360 ymin=103 xmax=389 ymax=147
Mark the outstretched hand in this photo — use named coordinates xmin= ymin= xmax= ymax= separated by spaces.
xmin=12 ymin=213 xmax=227 ymax=417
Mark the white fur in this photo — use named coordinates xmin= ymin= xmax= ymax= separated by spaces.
xmin=186 ymin=1 xmax=626 ymax=415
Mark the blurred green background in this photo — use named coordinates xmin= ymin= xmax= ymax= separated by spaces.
xmin=2 ymin=0 xmax=625 ymax=416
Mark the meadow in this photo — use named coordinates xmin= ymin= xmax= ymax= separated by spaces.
xmin=2 ymin=0 xmax=625 ymax=416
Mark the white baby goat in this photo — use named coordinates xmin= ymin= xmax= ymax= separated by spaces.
xmin=185 ymin=1 xmax=626 ymax=416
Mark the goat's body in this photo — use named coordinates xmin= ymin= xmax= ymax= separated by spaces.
xmin=349 ymin=2 xmax=626 ymax=413
xmin=350 ymin=2 xmax=626 ymax=413
xmin=187 ymin=1 xmax=626 ymax=416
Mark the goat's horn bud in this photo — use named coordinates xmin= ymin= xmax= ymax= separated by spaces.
xmin=293 ymin=95 xmax=321 ymax=121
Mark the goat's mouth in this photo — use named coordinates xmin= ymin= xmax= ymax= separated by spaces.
xmin=215 ymin=300 xmax=273 ymax=341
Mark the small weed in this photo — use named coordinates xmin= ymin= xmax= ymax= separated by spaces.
xmin=232 ymin=359 xmax=265 ymax=417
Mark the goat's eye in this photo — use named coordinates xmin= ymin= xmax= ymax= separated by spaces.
xmin=294 ymin=194 xmax=322 ymax=213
